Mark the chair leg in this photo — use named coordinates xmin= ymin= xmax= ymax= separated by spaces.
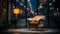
xmin=29 ymin=26 xmax=31 ymax=30
xmin=35 ymin=26 xmax=38 ymax=30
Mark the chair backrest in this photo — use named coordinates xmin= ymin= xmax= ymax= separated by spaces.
xmin=33 ymin=15 xmax=45 ymax=22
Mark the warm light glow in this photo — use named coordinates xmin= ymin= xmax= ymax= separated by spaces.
xmin=13 ymin=8 xmax=20 ymax=14
xmin=3 ymin=9 xmax=6 ymax=15
xmin=4 ymin=9 xmax=6 ymax=12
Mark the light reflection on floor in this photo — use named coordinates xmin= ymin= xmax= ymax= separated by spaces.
xmin=5 ymin=28 xmax=59 ymax=34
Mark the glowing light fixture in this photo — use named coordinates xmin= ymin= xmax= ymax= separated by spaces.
xmin=13 ymin=8 xmax=20 ymax=14
xmin=13 ymin=8 xmax=20 ymax=19
xmin=28 ymin=0 xmax=30 ymax=1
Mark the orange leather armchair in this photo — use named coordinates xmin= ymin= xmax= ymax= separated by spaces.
xmin=28 ymin=15 xmax=45 ymax=30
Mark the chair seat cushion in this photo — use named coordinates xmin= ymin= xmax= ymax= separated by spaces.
xmin=29 ymin=22 xmax=38 ymax=26
xmin=38 ymin=24 xmax=44 ymax=27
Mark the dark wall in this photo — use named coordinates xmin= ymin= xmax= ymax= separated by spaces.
xmin=55 ymin=0 xmax=60 ymax=8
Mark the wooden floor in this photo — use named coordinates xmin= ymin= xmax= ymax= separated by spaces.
xmin=5 ymin=28 xmax=60 ymax=34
